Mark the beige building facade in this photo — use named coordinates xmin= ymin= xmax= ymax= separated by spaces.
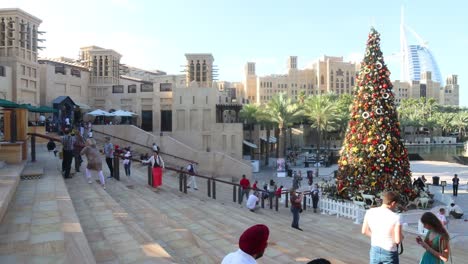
xmin=38 ymin=57 xmax=90 ymax=107
xmin=0 ymin=8 xmax=42 ymax=105
xmin=393 ymin=71 xmax=459 ymax=105
xmin=244 ymin=55 xmax=359 ymax=104
xmin=0 ymin=65 xmax=12 ymax=100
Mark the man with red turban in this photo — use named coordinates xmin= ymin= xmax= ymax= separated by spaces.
xmin=222 ymin=224 xmax=269 ymax=263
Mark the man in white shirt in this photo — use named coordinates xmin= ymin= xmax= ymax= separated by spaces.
xmin=246 ymin=192 xmax=259 ymax=212
xmin=362 ymin=191 xmax=403 ymax=264
xmin=222 ymin=224 xmax=269 ymax=264
xmin=449 ymin=203 xmax=464 ymax=219
xmin=152 ymin=143 xmax=159 ymax=152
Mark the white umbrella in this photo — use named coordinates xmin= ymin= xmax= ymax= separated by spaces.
xmin=112 ymin=110 xmax=133 ymax=117
xmin=87 ymin=109 xmax=110 ymax=116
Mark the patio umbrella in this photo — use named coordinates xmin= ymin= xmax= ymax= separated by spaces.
xmin=111 ymin=110 xmax=133 ymax=117
xmin=86 ymin=109 xmax=110 ymax=116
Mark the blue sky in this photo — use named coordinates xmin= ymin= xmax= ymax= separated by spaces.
xmin=5 ymin=0 xmax=468 ymax=105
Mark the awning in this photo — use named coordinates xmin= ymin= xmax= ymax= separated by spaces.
xmin=260 ymin=136 xmax=277 ymax=144
xmin=0 ymin=99 xmax=19 ymax=108
xmin=75 ymin=102 xmax=91 ymax=110
xmin=243 ymin=140 xmax=258 ymax=149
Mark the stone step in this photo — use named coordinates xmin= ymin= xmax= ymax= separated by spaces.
xmin=104 ymin=177 xmax=218 ymax=264
xmin=92 ymin=154 xmax=465 ymax=263
xmin=126 ymin=165 xmax=427 ymax=263
xmin=0 ymin=162 xmax=25 ymax=225
xmin=0 ymin=148 xmax=95 ymax=264
xmin=20 ymin=164 xmax=44 ymax=180
xmin=65 ymin=173 xmax=176 ymax=264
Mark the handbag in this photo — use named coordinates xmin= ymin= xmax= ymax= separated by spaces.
xmin=299 ymin=208 xmax=303 ymax=213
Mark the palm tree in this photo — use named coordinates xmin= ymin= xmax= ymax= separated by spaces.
xmin=452 ymin=111 xmax=468 ymax=142
xmin=434 ymin=112 xmax=455 ymax=136
xmin=265 ymin=93 xmax=303 ymax=158
xmin=256 ymin=108 xmax=275 ymax=165
xmin=240 ymin=104 xmax=259 ymax=159
xmin=303 ymin=95 xmax=339 ymax=176
xmin=239 ymin=104 xmax=259 ymax=141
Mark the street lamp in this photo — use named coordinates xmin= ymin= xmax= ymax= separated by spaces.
xmin=441 ymin=181 xmax=447 ymax=194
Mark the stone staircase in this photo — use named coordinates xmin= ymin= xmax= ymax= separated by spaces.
xmin=66 ymin=174 xmax=176 ymax=264
xmin=3 ymin=142 xmax=468 ymax=263
xmin=0 ymin=148 xmax=95 ymax=264
xmin=97 ymin=164 xmax=422 ymax=264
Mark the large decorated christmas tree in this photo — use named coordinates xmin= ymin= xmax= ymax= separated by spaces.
xmin=336 ymin=28 xmax=415 ymax=202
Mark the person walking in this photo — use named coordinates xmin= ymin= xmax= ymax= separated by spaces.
xmin=104 ymin=137 xmax=114 ymax=178
xmin=80 ymin=138 xmax=106 ymax=189
xmin=123 ymin=147 xmax=132 ymax=177
xmin=310 ymin=183 xmax=320 ymax=213
xmin=416 ymin=212 xmax=450 ymax=263
xmin=452 ymin=174 xmax=459 ymax=196
xmin=290 ymin=189 xmax=304 ymax=231
xmin=186 ymin=162 xmax=198 ymax=190
xmin=239 ymin=175 xmax=251 ymax=203
xmin=142 ymin=150 xmax=165 ymax=188
xmin=61 ymin=128 xmax=75 ymax=179
xmin=73 ymin=132 xmax=85 ymax=173
xmin=361 ymin=191 xmax=403 ymax=264
xmin=222 ymin=224 xmax=269 ymax=264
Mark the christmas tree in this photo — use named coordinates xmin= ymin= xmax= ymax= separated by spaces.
xmin=336 ymin=28 xmax=415 ymax=202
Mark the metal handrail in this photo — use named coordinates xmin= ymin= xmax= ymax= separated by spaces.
xmin=28 ymin=132 xmax=312 ymax=211
xmin=91 ymin=129 xmax=199 ymax=165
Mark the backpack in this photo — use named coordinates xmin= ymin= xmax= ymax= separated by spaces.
xmin=187 ymin=164 xmax=194 ymax=173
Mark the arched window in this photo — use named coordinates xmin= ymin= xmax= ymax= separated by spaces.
xmin=320 ymin=75 xmax=324 ymax=85
xmin=0 ymin=66 xmax=5 ymax=77
xmin=351 ymin=77 xmax=354 ymax=86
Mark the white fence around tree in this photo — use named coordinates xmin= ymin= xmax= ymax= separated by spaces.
xmin=316 ymin=197 xmax=366 ymax=224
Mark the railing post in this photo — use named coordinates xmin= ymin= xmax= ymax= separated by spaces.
xmin=233 ymin=185 xmax=237 ymax=203
xmin=179 ymin=171 xmax=183 ymax=192
xmin=183 ymin=174 xmax=187 ymax=194
xmin=261 ymin=193 xmax=265 ymax=208
xmin=303 ymin=195 xmax=307 ymax=211
xmin=207 ymin=178 xmax=211 ymax=198
xmin=285 ymin=192 xmax=289 ymax=208
xmin=212 ymin=180 xmax=216 ymax=199
xmin=269 ymin=195 xmax=273 ymax=209
xmin=113 ymin=154 xmax=120 ymax=181
xmin=31 ymin=134 xmax=36 ymax=162
xmin=275 ymin=195 xmax=279 ymax=211
xmin=147 ymin=164 xmax=152 ymax=187
xmin=238 ymin=188 xmax=242 ymax=204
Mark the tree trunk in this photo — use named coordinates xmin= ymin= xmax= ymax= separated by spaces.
xmin=265 ymin=125 xmax=270 ymax=166
xmin=289 ymin=127 xmax=293 ymax=152
xmin=275 ymin=127 xmax=280 ymax=158
xmin=316 ymin=125 xmax=321 ymax=177
xmin=250 ymin=124 xmax=254 ymax=160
